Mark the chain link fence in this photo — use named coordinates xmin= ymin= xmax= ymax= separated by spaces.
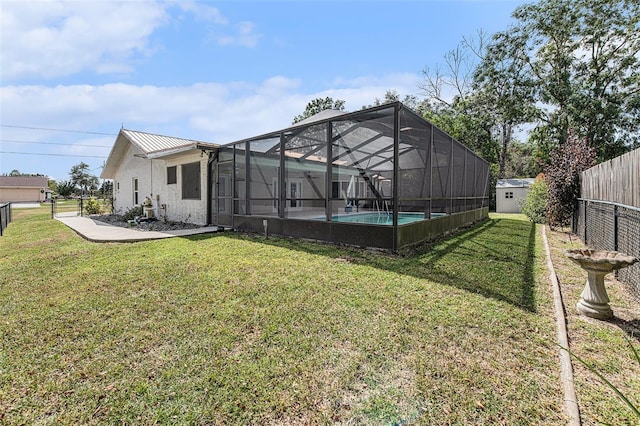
xmin=573 ymin=199 xmax=640 ymax=301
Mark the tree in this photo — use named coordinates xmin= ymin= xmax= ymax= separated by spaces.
xmin=473 ymin=27 xmax=538 ymax=178
xmin=504 ymin=141 xmax=541 ymax=178
xmin=572 ymin=0 xmax=640 ymax=158
xmin=99 ymin=180 xmax=113 ymax=198
xmin=69 ymin=162 xmax=99 ymax=196
xmin=502 ymin=0 xmax=640 ymax=161
xmin=362 ymin=89 xmax=430 ymax=116
xmin=419 ymin=33 xmax=503 ymax=210
xmin=56 ymin=180 xmax=75 ymax=198
xmin=545 ymin=131 xmax=596 ymax=227
xmin=292 ymin=97 xmax=346 ymax=124
xmin=419 ymin=31 xmax=501 ymax=164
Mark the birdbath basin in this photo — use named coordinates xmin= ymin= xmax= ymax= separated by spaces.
xmin=564 ymin=249 xmax=638 ymax=319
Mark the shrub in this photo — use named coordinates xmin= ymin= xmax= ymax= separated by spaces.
xmin=544 ymin=132 xmax=596 ymax=228
xmin=56 ymin=180 xmax=75 ymax=198
xmin=84 ymin=198 xmax=102 ymax=215
xmin=521 ymin=174 xmax=548 ymax=223
xmin=121 ymin=205 xmax=144 ymax=221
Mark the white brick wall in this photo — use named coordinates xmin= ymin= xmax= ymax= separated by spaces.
xmin=112 ymin=145 xmax=209 ymax=225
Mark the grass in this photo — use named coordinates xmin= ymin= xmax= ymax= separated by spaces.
xmin=49 ymin=198 xmax=113 ymax=216
xmin=2 ymin=208 xmax=567 ymax=424
xmin=545 ymin=226 xmax=640 ymax=425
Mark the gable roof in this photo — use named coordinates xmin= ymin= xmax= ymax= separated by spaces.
xmin=0 ymin=176 xmax=48 ymax=188
xmin=496 ymin=178 xmax=536 ymax=189
xmin=101 ymin=129 xmax=218 ymax=179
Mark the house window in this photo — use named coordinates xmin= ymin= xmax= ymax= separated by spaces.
xmin=133 ymin=178 xmax=139 ymax=205
xmin=182 ymin=162 xmax=201 ymax=199
xmin=505 ymin=191 xmax=514 ymax=199
xmin=167 ymin=166 xmax=177 ymax=184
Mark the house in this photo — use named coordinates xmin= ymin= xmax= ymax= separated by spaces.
xmin=0 ymin=176 xmax=49 ymax=203
xmin=495 ymin=178 xmax=535 ymax=213
xmin=102 ymin=102 xmax=490 ymax=249
xmin=100 ymin=129 xmax=218 ymax=225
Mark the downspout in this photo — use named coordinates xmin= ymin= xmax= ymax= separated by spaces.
xmin=150 ymin=158 xmax=155 ymax=217
xmin=150 ymin=158 xmax=153 ymax=197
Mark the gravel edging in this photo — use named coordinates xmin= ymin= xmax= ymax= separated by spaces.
xmin=89 ymin=214 xmax=204 ymax=232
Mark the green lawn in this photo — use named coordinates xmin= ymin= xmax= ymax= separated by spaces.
xmin=545 ymin=226 xmax=640 ymax=426
xmin=1 ymin=209 xmax=569 ymax=424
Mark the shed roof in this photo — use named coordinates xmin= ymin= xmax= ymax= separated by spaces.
xmin=101 ymin=129 xmax=218 ymax=179
xmin=496 ymin=178 xmax=536 ymax=189
xmin=0 ymin=176 xmax=48 ymax=187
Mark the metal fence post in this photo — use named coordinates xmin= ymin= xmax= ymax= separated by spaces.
xmin=613 ymin=204 xmax=618 ymax=251
xmin=584 ymin=200 xmax=588 ymax=245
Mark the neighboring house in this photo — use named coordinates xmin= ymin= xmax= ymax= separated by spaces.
xmin=100 ymin=129 xmax=218 ymax=225
xmin=496 ymin=178 xmax=535 ymax=213
xmin=0 ymin=176 xmax=49 ymax=203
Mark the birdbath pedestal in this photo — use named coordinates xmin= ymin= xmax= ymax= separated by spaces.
xmin=564 ymin=249 xmax=638 ymax=320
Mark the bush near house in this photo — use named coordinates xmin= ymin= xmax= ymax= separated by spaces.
xmin=121 ymin=205 xmax=144 ymax=221
xmin=522 ymin=173 xmax=548 ymax=224
xmin=84 ymin=198 xmax=102 ymax=215
xmin=545 ymin=133 xmax=596 ymax=227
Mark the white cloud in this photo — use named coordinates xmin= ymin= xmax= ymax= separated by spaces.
xmin=324 ymin=72 xmax=423 ymax=108
xmin=216 ymin=21 xmax=261 ymax=48
xmin=0 ymin=0 xmax=260 ymax=81
xmin=0 ymin=72 xmax=425 ymax=178
xmin=173 ymin=1 xmax=227 ymax=25
xmin=0 ymin=0 xmax=168 ymax=80
xmin=1 ymin=71 xmax=422 ymax=142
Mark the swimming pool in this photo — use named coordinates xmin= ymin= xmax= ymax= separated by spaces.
xmin=328 ymin=212 xmax=427 ymax=225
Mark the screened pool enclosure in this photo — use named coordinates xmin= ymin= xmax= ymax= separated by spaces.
xmin=211 ymin=102 xmax=489 ymax=250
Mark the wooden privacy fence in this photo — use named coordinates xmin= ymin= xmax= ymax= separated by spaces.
xmin=580 ymin=148 xmax=639 ymax=206
xmin=573 ymin=147 xmax=640 ymax=301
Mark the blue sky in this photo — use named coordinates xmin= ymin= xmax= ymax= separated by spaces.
xmin=1 ymin=0 xmax=525 ymax=181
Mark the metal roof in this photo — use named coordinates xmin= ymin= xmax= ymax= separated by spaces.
xmin=101 ymin=129 xmax=218 ymax=179
xmin=121 ymin=129 xmax=215 ymax=154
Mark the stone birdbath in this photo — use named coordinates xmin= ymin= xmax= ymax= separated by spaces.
xmin=564 ymin=249 xmax=638 ymax=319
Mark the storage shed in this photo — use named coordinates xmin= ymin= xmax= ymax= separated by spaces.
xmin=495 ymin=178 xmax=535 ymax=213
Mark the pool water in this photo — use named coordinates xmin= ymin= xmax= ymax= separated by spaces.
xmin=330 ymin=212 xmax=426 ymax=225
